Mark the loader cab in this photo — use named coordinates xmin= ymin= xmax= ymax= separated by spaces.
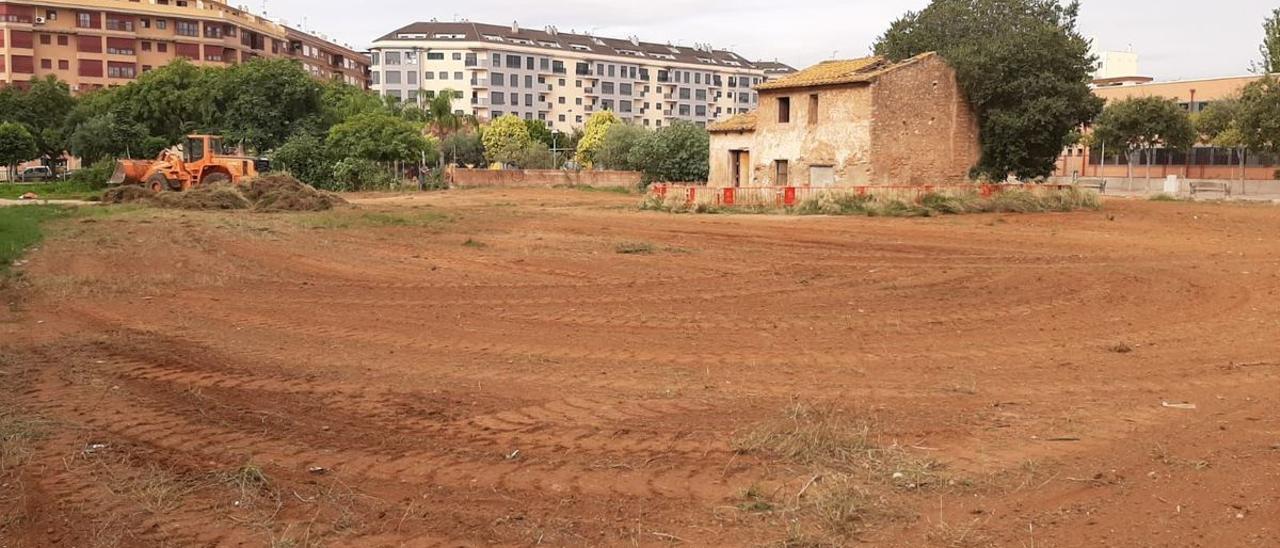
xmin=183 ymin=136 xmax=224 ymax=163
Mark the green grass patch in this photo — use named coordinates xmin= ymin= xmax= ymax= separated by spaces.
xmin=293 ymin=209 xmax=452 ymax=230
xmin=0 ymin=205 xmax=74 ymax=276
xmin=0 ymin=180 xmax=101 ymax=201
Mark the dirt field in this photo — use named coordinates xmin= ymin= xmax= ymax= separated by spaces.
xmin=2 ymin=189 xmax=1278 ymax=547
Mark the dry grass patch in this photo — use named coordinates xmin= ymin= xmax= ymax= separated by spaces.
xmin=733 ymin=402 xmax=950 ymax=545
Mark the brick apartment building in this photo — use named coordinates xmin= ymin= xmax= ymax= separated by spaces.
xmin=0 ymin=0 xmax=369 ymax=92
xmin=367 ymin=20 xmax=795 ymax=130
xmin=708 ymin=53 xmax=980 ymax=187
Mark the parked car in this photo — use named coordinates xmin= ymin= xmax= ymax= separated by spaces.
xmin=16 ymin=166 xmax=56 ymax=182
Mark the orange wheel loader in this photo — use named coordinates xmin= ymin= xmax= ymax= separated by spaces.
xmin=109 ymin=135 xmax=271 ymax=192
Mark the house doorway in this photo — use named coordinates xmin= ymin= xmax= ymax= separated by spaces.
xmin=731 ymin=150 xmax=750 ymax=187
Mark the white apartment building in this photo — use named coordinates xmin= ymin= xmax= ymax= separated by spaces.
xmin=367 ymin=20 xmax=794 ymax=131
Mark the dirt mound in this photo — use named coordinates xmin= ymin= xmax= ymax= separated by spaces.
xmin=101 ymin=185 xmax=156 ymax=204
xmin=152 ymin=184 xmax=250 ymax=210
xmin=99 ymin=174 xmax=344 ymax=212
xmin=243 ymin=173 xmax=346 ymax=212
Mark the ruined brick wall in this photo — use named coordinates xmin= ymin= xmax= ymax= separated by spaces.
xmin=448 ymin=168 xmax=642 ymax=188
xmin=708 ymin=130 xmax=754 ymax=188
xmin=750 ymin=86 xmax=875 ymax=186
xmin=868 ymin=55 xmax=981 ymax=184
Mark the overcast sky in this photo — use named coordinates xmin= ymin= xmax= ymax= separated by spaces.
xmin=258 ymin=0 xmax=1273 ymax=81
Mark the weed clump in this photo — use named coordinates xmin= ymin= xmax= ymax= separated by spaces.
xmin=615 ymin=241 xmax=656 ymax=255
xmin=643 ymin=186 xmax=1100 ymax=217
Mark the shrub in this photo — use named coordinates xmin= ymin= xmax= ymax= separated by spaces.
xmin=66 ymin=158 xmax=116 ymax=188
xmin=332 ymin=157 xmax=396 ymax=191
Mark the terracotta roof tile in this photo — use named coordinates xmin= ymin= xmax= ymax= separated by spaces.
xmin=707 ymin=111 xmax=757 ymax=133
xmin=755 ymin=52 xmax=938 ymax=91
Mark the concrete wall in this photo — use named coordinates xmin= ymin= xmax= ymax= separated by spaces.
xmin=708 ymin=130 xmax=754 ymax=187
xmin=448 ymin=168 xmax=641 ymax=188
xmin=869 ymin=54 xmax=980 ymax=184
xmin=749 ymin=85 xmax=875 ymax=186
xmin=1056 ymin=176 xmax=1280 ymax=197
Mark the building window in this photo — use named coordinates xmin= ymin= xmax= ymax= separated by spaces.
xmin=385 ymin=71 xmax=401 ymax=85
xmin=452 ymin=52 xmax=462 ymax=60
xmin=176 ymin=20 xmax=199 ymax=37
xmin=157 ymin=19 xmax=167 ymax=30
xmin=426 ymin=52 xmax=444 ymax=60
xmin=77 ymin=12 xmax=93 ymax=28
xmin=778 ymin=97 xmax=791 ymax=123
xmin=775 ymin=160 xmax=789 ymax=185
xmin=808 ymin=94 xmax=819 ymax=125
xmin=384 ymin=51 xmax=401 ymax=65
xmin=57 ymin=35 xmax=69 ymax=46
xmin=407 ymin=71 xmax=417 ymax=85
xmin=454 ymin=71 xmax=462 ymax=80
xmin=506 ymin=55 xmax=521 ymax=68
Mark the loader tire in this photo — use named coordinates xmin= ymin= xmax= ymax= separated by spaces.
xmin=146 ymin=173 xmax=171 ymax=193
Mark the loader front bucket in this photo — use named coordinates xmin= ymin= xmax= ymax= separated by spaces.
xmin=109 ymin=160 xmax=153 ymax=186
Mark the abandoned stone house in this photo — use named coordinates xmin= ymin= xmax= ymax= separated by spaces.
xmin=707 ymin=52 xmax=981 ymax=187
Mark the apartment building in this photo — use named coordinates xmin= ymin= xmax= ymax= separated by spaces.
xmin=368 ymin=20 xmax=795 ymax=130
xmin=0 ymin=0 xmax=368 ymax=92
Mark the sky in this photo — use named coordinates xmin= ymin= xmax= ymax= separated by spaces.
xmin=256 ymin=0 xmax=1275 ymax=81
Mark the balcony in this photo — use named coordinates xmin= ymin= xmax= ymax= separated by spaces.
xmin=583 ymin=87 xmax=597 ymax=95
xmin=470 ymin=78 xmax=488 ymax=88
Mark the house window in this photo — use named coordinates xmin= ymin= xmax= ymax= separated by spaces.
xmin=426 ymin=52 xmax=444 ymax=60
xmin=778 ymin=97 xmax=791 ymax=123
xmin=77 ymin=12 xmax=93 ymax=28
xmin=775 ymin=160 xmax=789 ymax=185
xmin=808 ymin=94 xmax=819 ymax=125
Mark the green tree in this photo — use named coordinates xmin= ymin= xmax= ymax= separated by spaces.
xmin=110 ymin=59 xmax=216 ymax=143
xmin=426 ymin=90 xmax=465 ymax=139
xmin=319 ymin=80 xmax=386 ymax=127
xmin=441 ymin=131 xmax=486 ymax=167
xmin=67 ymin=113 xmax=148 ymax=164
xmin=327 ymin=112 xmax=434 ymax=165
xmin=1256 ymin=8 xmax=1280 ymax=74
xmin=481 ymin=114 xmax=532 ymax=165
xmin=1196 ymin=99 xmax=1247 ymax=181
xmin=628 ymin=121 xmax=710 ymax=183
xmin=596 ymin=123 xmax=650 ymax=170
xmin=875 ymin=0 xmax=1103 ymax=180
xmin=574 ymin=111 xmax=619 ymax=168
xmin=1236 ymin=77 xmax=1280 ymax=155
xmin=524 ymin=119 xmax=554 ymax=147
xmin=511 ymin=141 xmax=557 ymax=169
xmin=0 ymin=123 xmax=38 ymax=182
xmin=1093 ymin=96 xmax=1196 ymax=181
xmin=273 ymin=131 xmax=335 ymax=188
xmin=209 ymin=59 xmax=324 ymax=152
xmin=12 ymin=77 xmax=75 ymax=163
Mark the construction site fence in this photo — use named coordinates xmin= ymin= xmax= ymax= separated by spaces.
xmin=647 ymin=183 xmax=1085 ymax=207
